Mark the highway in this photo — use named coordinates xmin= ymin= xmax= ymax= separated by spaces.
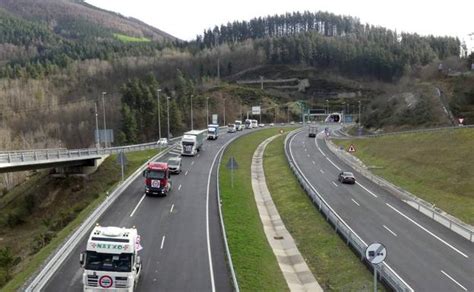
xmin=287 ymin=127 xmax=474 ymax=292
xmin=41 ymin=129 xmax=247 ymax=291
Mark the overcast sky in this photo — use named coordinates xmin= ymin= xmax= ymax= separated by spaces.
xmin=86 ymin=0 xmax=473 ymax=48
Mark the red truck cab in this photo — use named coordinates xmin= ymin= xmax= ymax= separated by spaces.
xmin=143 ymin=162 xmax=172 ymax=196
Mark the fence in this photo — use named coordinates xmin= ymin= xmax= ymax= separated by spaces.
xmin=284 ymin=130 xmax=413 ymax=292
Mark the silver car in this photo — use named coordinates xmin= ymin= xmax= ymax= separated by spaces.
xmin=167 ymin=157 xmax=182 ymax=174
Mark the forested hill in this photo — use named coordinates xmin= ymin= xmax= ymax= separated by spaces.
xmin=194 ymin=11 xmax=461 ymax=81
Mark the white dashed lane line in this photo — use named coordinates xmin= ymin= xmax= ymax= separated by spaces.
xmin=178 ymin=184 xmax=182 ymax=191
xmin=332 ymin=181 xmax=338 ymax=187
xmin=441 ymin=270 xmax=467 ymax=291
xmin=351 ymin=198 xmax=360 ymax=206
xmin=170 ymin=204 xmax=174 ymax=213
xmin=160 ymin=236 xmax=166 ymax=250
xmin=319 ymin=169 xmax=325 ymax=174
xmin=383 ymin=225 xmax=398 ymax=237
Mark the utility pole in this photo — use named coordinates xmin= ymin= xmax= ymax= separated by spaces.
xmin=240 ymin=102 xmax=242 ymax=120
xmin=358 ymin=100 xmax=361 ymax=127
xmin=223 ymin=97 xmax=226 ymax=126
xmin=190 ymin=94 xmax=194 ymax=130
xmin=287 ymin=106 xmax=289 ymax=123
xmin=101 ymin=92 xmax=107 ymax=148
xmin=206 ymin=96 xmax=210 ymax=125
xmin=326 ymin=99 xmax=329 ymax=114
xmin=167 ymin=96 xmax=171 ymax=139
xmin=260 ymin=76 xmax=264 ymax=90
xmin=94 ymin=102 xmax=100 ymax=149
xmin=157 ymin=89 xmax=161 ymax=140
xmin=217 ymin=58 xmax=220 ymax=81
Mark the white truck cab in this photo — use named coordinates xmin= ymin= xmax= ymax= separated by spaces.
xmin=80 ymin=225 xmax=142 ymax=292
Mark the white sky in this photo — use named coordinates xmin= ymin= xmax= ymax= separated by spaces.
xmin=86 ymin=0 xmax=473 ymax=49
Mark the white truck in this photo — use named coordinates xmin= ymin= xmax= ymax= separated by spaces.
xmin=235 ymin=120 xmax=244 ymax=131
xmin=244 ymin=119 xmax=252 ymax=129
xmin=80 ymin=225 xmax=142 ymax=292
xmin=251 ymin=119 xmax=258 ymax=128
xmin=181 ymin=129 xmax=206 ymax=156
xmin=207 ymin=124 xmax=219 ymax=140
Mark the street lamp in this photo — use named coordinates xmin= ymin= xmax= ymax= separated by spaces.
xmin=358 ymin=100 xmax=361 ymax=127
xmin=190 ymin=94 xmax=194 ymax=130
xmin=167 ymin=96 xmax=171 ymax=139
xmin=223 ymin=97 xmax=226 ymax=126
xmin=94 ymin=102 xmax=100 ymax=149
xmin=157 ymin=89 xmax=161 ymax=140
xmin=326 ymin=99 xmax=329 ymax=114
xmin=206 ymin=96 xmax=210 ymax=125
xmin=101 ymin=91 xmax=107 ymax=148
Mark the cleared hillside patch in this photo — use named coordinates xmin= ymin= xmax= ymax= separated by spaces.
xmin=334 ymin=128 xmax=474 ymax=224
xmin=113 ymin=33 xmax=151 ymax=42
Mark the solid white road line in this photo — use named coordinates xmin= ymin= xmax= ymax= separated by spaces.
xmin=160 ymin=236 xmax=166 ymax=250
xmin=315 ymin=139 xmax=327 ymax=157
xmin=383 ymin=225 xmax=398 ymax=237
xmin=351 ymin=198 xmax=360 ymax=206
xmin=441 ymin=270 xmax=467 ymax=291
xmin=170 ymin=204 xmax=174 ymax=213
xmin=319 ymin=169 xmax=324 ymax=174
xmin=386 ymin=203 xmax=468 ymax=258
xmin=326 ymin=157 xmax=342 ymax=171
xmin=332 ymin=181 xmax=338 ymax=187
xmin=356 ymin=182 xmax=378 ymax=198
xmin=129 ymin=194 xmax=146 ymax=217
xmin=178 ymin=184 xmax=182 ymax=191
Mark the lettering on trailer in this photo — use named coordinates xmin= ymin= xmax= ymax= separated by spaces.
xmin=348 ymin=144 xmax=356 ymax=153
xmin=365 ymin=243 xmax=387 ymax=264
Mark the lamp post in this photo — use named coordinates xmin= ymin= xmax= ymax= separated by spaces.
xmin=101 ymin=91 xmax=107 ymax=147
xmin=358 ymin=100 xmax=361 ymax=127
xmin=94 ymin=102 xmax=100 ymax=149
xmin=190 ymin=94 xmax=194 ymax=130
xmin=157 ymin=89 xmax=161 ymax=140
xmin=167 ymin=96 xmax=171 ymax=139
xmin=223 ymin=97 xmax=226 ymax=126
xmin=326 ymin=99 xmax=329 ymax=114
xmin=206 ymin=96 xmax=210 ymax=125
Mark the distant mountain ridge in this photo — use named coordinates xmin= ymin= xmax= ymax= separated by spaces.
xmin=0 ymin=0 xmax=177 ymax=42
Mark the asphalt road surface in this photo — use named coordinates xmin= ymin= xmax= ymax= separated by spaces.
xmin=42 ymin=128 xmax=251 ymax=291
xmin=288 ymin=127 xmax=473 ymax=292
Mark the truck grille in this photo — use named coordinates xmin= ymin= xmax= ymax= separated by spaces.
xmin=86 ymin=275 xmax=98 ymax=287
xmin=115 ymin=276 xmax=129 ymax=288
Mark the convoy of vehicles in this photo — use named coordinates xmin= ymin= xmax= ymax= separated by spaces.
xmin=80 ymin=225 xmax=142 ymax=291
xmin=167 ymin=157 xmax=182 ymax=174
xmin=338 ymin=171 xmax=356 ymax=184
xmin=207 ymin=124 xmax=219 ymax=140
xmin=181 ymin=130 xmax=206 ymax=156
xmin=143 ymin=162 xmax=172 ymax=196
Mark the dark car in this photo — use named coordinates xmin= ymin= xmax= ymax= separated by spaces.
xmin=338 ymin=171 xmax=355 ymax=184
xmin=167 ymin=157 xmax=182 ymax=174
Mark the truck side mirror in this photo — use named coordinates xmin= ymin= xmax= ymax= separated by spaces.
xmin=168 ymin=172 xmax=171 ymax=179
xmin=79 ymin=252 xmax=85 ymax=267
xmin=136 ymin=256 xmax=141 ymax=266
xmin=142 ymin=170 xmax=146 ymax=177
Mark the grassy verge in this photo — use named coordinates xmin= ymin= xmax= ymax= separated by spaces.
xmin=220 ymin=128 xmax=294 ymax=292
xmin=1 ymin=149 xmax=160 ymax=291
xmin=264 ymin=134 xmax=379 ymax=291
xmin=113 ymin=33 xmax=151 ymax=43
xmin=334 ymin=128 xmax=474 ymax=224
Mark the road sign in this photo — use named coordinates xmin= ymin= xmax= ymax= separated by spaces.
xmin=252 ymin=106 xmax=261 ymax=115
xmin=226 ymin=156 xmax=239 ymax=169
xmin=99 ymin=275 xmax=113 ymax=288
xmin=348 ymin=144 xmax=356 ymax=153
xmin=117 ymin=151 xmax=128 ymax=165
xmin=365 ymin=243 xmax=387 ymax=264
xmin=458 ymin=118 xmax=464 ymax=124
xmin=212 ymin=114 xmax=218 ymax=124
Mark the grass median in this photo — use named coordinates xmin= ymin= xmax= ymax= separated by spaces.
xmin=334 ymin=128 xmax=474 ymax=225
xmin=1 ymin=149 xmax=162 ymax=291
xmin=264 ymin=134 xmax=379 ymax=291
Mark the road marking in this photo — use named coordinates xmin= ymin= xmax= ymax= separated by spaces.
xmin=319 ymin=169 xmax=324 ymax=174
xmin=304 ymin=148 xmax=307 ymax=152
xmin=178 ymin=184 xmax=182 ymax=191
xmin=386 ymin=203 xmax=468 ymax=258
xmin=170 ymin=204 xmax=174 ymax=213
xmin=197 ymin=154 xmax=200 ymax=157
xmin=332 ymin=181 xmax=338 ymax=187
xmin=441 ymin=270 xmax=467 ymax=291
xmin=160 ymin=236 xmax=166 ymax=249
xmin=307 ymin=154 xmax=310 ymax=158
xmin=129 ymin=194 xmax=146 ymax=217
xmin=315 ymin=139 xmax=327 ymax=157
xmin=326 ymin=157 xmax=341 ymax=170
xmin=312 ymin=161 xmax=315 ymax=165
xmin=351 ymin=198 xmax=360 ymax=206
xmin=356 ymin=182 xmax=378 ymax=198
xmin=191 ymin=161 xmax=195 ymax=166
xmin=383 ymin=225 xmax=397 ymax=237
xmin=185 ymin=170 xmax=189 ymax=176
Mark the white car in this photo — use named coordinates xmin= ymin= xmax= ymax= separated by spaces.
xmin=168 ymin=157 xmax=182 ymax=174
xmin=269 ymin=123 xmax=275 ymax=126
xmin=259 ymin=123 xmax=265 ymax=127
xmin=157 ymin=138 xmax=168 ymax=147
xmin=227 ymin=124 xmax=237 ymax=133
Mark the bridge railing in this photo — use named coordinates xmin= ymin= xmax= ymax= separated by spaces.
xmin=284 ymin=130 xmax=413 ymax=292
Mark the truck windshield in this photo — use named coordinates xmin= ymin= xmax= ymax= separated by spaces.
xmin=85 ymin=251 xmax=132 ymax=272
xmin=146 ymin=170 xmax=165 ymax=179
xmin=208 ymin=128 xmax=216 ymax=132
xmin=182 ymin=141 xmax=194 ymax=146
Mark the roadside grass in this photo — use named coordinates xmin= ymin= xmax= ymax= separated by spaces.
xmin=113 ymin=33 xmax=151 ymax=43
xmin=220 ymin=128 xmax=293 ymax=292
xmin=264 ymin=134 xmax=378 ymax=291
xmin=334 ymin=128 xmax=474 ymax=224
xmin=1 ymin=149 xmax=160 ymax=291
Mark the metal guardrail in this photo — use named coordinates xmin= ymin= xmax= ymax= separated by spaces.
xmin=326 ymin=139 xmax=474 ymax=242
xmin=355 ymin=124 xmax=474 ymax=139
xmin=284 ymin=130 xmax=414 ymax=292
